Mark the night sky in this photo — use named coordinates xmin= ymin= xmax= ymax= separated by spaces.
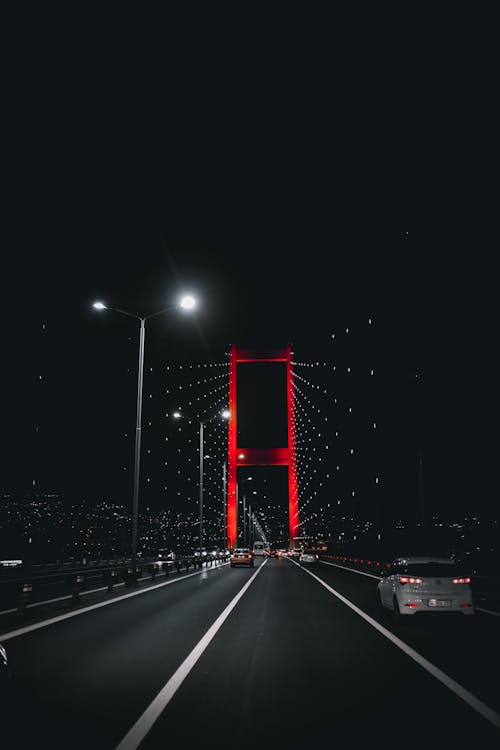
xmin=3 ymin=213 xmax=496 ymax=523
xmin=2 ymin=20 xmax=497 ymax=526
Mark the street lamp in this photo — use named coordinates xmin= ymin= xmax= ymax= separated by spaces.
xmin=237 ymin=476 xmax=253 ymax=547
xmin=173 ymin=408 xmax=230 ymax=558
xmin=92 ymin=294 xmax=197 ymax=566
xmin=247 ymin=492 xmax=258 ymax=547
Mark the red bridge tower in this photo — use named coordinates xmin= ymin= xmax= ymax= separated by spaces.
xmin=227 ymin=344 xmax=298 ymax=549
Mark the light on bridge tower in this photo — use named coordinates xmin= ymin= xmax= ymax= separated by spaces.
xmin=227 ymin=344 xmax=298 ymax=549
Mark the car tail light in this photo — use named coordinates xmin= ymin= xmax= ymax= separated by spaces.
xmin=399 ymin=576 xmax=423 ymax=585
xmin=404 ymin=602 xmax=419 ymax=608
xmin=459 ymin=602 xmax=472 ymax=608
xmin=453 ymin=577 xmax=471 ymax=584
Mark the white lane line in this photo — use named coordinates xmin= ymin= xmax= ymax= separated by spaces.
xmin=0 ymin=563 xmax=229 ymax=642
xmin=115 ymin=559 xmax=268 ymax=750
xmin=476 ymin=606 xmax=500 ymax=617
xmin=0 ymin=582 xmax=129 ymax=616
xmin=0 ymin=607 xmax=16 ymax=616
xmin=320 ymin=561 xmax=500 ymax=616
xmin=320 ymin=560 xmax=381 ymax=580
xmin=292 ymin=559 xmax=500 ymax=731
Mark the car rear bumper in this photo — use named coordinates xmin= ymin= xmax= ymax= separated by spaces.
xmin=398 ymin=597 xmax=475 ymax=615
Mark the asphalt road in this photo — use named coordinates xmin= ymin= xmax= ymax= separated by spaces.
xmin=1 ymin=557 xmax=499 ymax=748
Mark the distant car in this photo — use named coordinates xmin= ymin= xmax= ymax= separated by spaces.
xmin=156 ymin=549 xmax=176 ymax=561
xmin=269 ymin=549 xmax=277 ymax=558
xmin=252 ymin=541 xmax=266 ymax=556
xmin=300 ymin=550 xmax=320 ymax=565
xmin=194 ymin=547 xmax=208 ymax=558
xmin=206 ymin=546 xmax=221 ymax=558
xmin=0 ymin=643 xmax=9 ymax=695
xmin=230 ymin=548 xmax=254 ymax=567
xmin=377 ymin=556 xmax=475 ymax=624
xmin=288 ymin=549 xmax=300 ymax=559
xmin=277 ymin=549 xmax=287 ymax=558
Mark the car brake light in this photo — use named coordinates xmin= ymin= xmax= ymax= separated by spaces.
xmin=460 ymin=602 xmax=472 ymax=608
xmin=453 ymin=577 xmax=471 ymax=584
xmin=404 ymin=602 xmax=419 ymax=608
xmin=399 ymin=576 xmax=423 ymax=584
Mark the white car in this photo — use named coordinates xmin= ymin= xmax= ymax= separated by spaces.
xmin=300 ymin=549 xmax=320 ymax=565
xmin=377 ymin=556 xmax=475 ymax=624
xmin=230 ymin=548 xmax=254 ymax=568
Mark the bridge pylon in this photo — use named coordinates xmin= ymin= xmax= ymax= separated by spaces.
xmin=227 ymin=344 xmax=298 ymax=549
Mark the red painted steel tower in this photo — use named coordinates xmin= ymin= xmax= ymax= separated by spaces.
xmin=227 ymin=344 xmax=298 ymax=549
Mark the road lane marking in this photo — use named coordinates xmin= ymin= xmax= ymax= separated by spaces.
xmin=476 ymin=606 xmax=500 ymax=616
xmin=115 ymin=559 xmax=268 ymax=750
xmin=319 ymin=560 xmax=500 ymax=616
xmin=0 ymin=582 xmax=130 ymax=617
xmin=320 ymin=560 xmax=381 ymax=580
xmin=292 ymin=559 xmax=500 ymax=731
xmin=0 ymin=563 xmax=229 ymax=642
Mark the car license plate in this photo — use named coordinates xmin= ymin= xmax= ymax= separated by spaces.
xmin=428 ymin=599 xmax=451 ymax=607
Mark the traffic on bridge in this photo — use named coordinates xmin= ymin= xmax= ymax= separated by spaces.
xmin=1 ymin=550 xmax=499 ymax=747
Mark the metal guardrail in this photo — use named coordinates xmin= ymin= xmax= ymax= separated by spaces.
xmin=0 ymin=553 xmax=230 ymax=619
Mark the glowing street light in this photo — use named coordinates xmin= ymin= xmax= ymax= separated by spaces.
xmin=179 ymin=295 xmax=197 ymax=310
xmin=92 ymin=293 xmax=198 ymax=567
xmin=172 ymin=409 xmax=230 ymax=558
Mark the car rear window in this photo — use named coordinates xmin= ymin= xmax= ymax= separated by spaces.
xmin=397 ymin=563 xmax=470 ymax=577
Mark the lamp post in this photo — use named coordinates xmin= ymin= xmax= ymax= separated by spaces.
xmin=222 ymin=461 xmax=227 ymax=550
xmin=93 ymin=295 xmax=197 ymax=567
xmin=236 ymin=477 xmax=253 ymax=546
xmin=173 ymin=409 xmax=230 ymax=559
xmin=247 ymin=491 xmax=258 ymax=547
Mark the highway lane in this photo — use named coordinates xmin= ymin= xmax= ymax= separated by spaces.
xmin=316 ymin=558 xmax=500 ymax=716
xmin=2 ymin=560 xmax=243 ymax=749
xmin=1 ymin=557 xmax=499 ymax=748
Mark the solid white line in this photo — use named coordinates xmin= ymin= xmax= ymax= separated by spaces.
xmin=0 ymin=563 xmax=229 ymax=642
xmin=115 ymin=560 xmax=268 ymax=750
xmin=0 ymin=607 xmax=16 ymax=616
xmin=320 ymin=561 xmax=500 ymax=616
xmin=476 ymin=606 xmax=500 ymax=617
xmin=292 ymin=559 xmax=500 ymax=731
xmin=0 ymin=582 xmax=127 ymax=617
xmin=320 ymin=560 xmax=382 ymax=580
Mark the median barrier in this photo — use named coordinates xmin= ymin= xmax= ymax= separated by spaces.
xmin=124 ymin=567 xmax=141 ymax=587
xmin=105 ymin=569 xmax=117 ymax=593
xmin=16 ymin=582 xmax=32 ymax=618
xmin=72 ymin=575 xmax=84 ymax=603
xmin=149 ymin=563 xmax=160 ymax=581
xmin=323 ymin=554 xmax=390 ymax=573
